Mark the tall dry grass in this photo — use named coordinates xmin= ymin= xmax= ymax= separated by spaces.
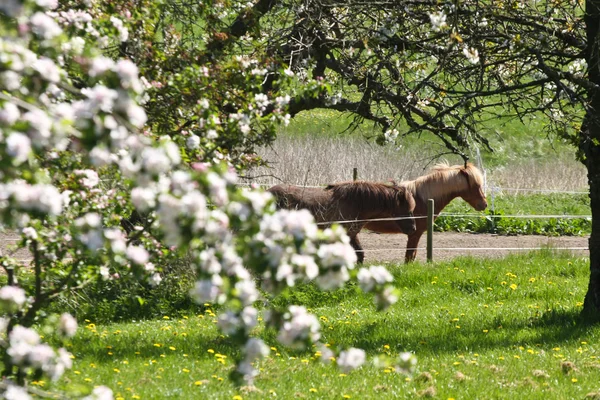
xmin=246 ymin=134 xmax=588 ymax=192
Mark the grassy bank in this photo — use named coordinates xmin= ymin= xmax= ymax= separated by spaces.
xmin=48 ymin=251 xmax=600 ymax=399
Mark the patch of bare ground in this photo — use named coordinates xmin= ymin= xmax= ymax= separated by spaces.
xmin=1 ymin=230 xmax=589 ymax=266
xmin=358 ymin=231 xmax=589 ymax=264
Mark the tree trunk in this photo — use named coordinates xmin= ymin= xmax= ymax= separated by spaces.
xmin=582 ymin=0 xmax=600 ymax=320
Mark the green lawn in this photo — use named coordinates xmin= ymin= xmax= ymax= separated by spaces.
xmin=50 ymin=250 xmax=600 ymax=399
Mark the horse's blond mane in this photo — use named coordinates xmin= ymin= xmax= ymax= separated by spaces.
xmin=402 ymin=162 xmax=484 ymax=201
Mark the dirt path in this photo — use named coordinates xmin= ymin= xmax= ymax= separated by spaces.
xmin=1 ymin=230 xmax=589 ymax=265
xmin=358 ymin=231 xmax=589 ymax=264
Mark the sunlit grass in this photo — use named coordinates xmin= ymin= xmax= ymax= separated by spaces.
xmin=50 ymin=250 xmax=600 ymax=399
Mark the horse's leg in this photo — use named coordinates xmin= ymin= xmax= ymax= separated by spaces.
xmin=405 ymin=230 xmax=424 ymax=263
xmin=346 ymin=223 xmax=365 ymax=264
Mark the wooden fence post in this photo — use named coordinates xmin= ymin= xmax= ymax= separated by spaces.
xmin=427 ymin=198 xmax=434 ymax=263
xmin=353 ymin=167 xmax=358 ymax=181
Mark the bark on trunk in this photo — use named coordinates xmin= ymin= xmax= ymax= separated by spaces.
xmin=581 ymin=0 xmax=600 ymax=320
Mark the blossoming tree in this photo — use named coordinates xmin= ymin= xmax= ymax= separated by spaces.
xmin=159 ymin=0 xmax=600 ymax=320
xmin=0 ymin=0 xmax=413 ymax=397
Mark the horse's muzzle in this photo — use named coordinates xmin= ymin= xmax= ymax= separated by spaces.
xmin=399 ymin=219 xmax=417 ymax=235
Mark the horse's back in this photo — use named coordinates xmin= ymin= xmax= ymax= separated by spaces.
xmin=267 ymin=184 xmax=331 ymax=213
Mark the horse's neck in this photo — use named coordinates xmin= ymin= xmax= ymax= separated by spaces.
xmin=407 ymin=175 xmax=463 ymax=213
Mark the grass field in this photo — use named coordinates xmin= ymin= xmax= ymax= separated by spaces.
xmin=48 ymin=250 xmax=600 ymax=399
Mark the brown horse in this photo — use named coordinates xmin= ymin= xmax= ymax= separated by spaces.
xmin=268 ymin=181 xmax=417 ymax=263
xmin=364 ymin=162 xmax=488 ymax=263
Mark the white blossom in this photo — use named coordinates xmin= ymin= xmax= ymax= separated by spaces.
xmin=190 ymin=275 xmax=223 ymax=304
xmin=82 ymin=386 xmax=114 ymax=400
xmin=6 ymin=132 xmax=32 ymax=165
xmin=463 ymin=46 xmax=480 ymax=64
xmin=186 ymin=135 xmax=201 ymax=150
xmin=357 ymin=265 xmax=394 ymax=292
xmin=429 ymin=11 xmax=447 ymax=32
xmin=4 ymin=384 xmax=32 ymax=400
xmin=0 ymin=102 xmax=20 ymax=125
xmin=126 ymin=245 xmax=149 ymax=265
xmin=277 ymin=306 xmax=321 ymax=350
xmin=244 ymin=338 xmax=269 ymax=361
xmin=58 ymin=313 xmax=78 ymax=338
xmin=30 ymin=12 xmax=63 ymax=40
xmin=75 ymin=169 xmax=99 ymax=188
xmin=337 ymin=348 xmax=366 ymax=372
xmin=0 ymin=286 xmax=27 ymax=313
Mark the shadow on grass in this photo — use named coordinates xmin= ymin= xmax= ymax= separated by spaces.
xmin=346 ymin=307 xmax=599 ymax=357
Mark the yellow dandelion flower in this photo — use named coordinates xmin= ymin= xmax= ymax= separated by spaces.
xmin=310 ymin=388 xmax=318 ymax=393
xmin=74 ymin=371 xmax=81 ymax=375
xmin=153 ymin=343 xmax=162 ymax=347
xmin=339 ymin=373 xmax=347 ymax=377
xmin=163 ymin=316 xmax=170 ymax=320
xmin=514 ymin=355 xmax=520 ymax=359
xmin=343 ymin=395 xmax=351 ymax=399
xmin=132 ymin=396 xmax=140 ymax=399
xmin=84 ymin=378 xmax=92 ymax=382
xmin=553 ymin=347 xmax=561 ymax=351
xmin=182 ymin=368 xmax=190 ymax=373
xmin=194 ymin=381 xmax=203 ymax=386
xmin=572 ymin=378 xmax=578 ymax=383
xmin=383 ymin=344 xmax=390 ymax=350
xmin=113 ymin=368 xmax=120 ymax=373
xmin=405 ymin=377 xmax=411 ymax=382
xmin=233 ymin=396 xmax=243 ymax=400
xmin=169 ymin=346 xmax=176 ymax=351
xmin=218 ymin=377 xmax=224 ymax=382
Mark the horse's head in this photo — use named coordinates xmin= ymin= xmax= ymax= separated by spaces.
xmin=459 ymin=167 xmax=487 ymax=211
xmin=393 ymin=186 xmax=416 ymax=234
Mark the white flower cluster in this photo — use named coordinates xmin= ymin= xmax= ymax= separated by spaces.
xmin=463 ymin=46 xmax=480 ymax=64
xmin=4 ymin=325 xmax=73 ymax=381
xmin=568 ymin=58 xmax=587 ymax=78
xmin=0 ymin=181 xmax=64 ymax=217
xmin=383 ymin=128 xmax=399 ymax=144
xmin=337 ymin=347 xmax=366 ymax=372
xmin=237 ymin=337 xmax=270 ymax=381
xmin=429 ymin=11 xmax=448 ymax=32
xmin=0 ymin=286 xmax=27 ymax=313
xmin=277 ymin=305 xmax=321 ymax=350
xmin=357 ymin=266 xmax=398 ymax=309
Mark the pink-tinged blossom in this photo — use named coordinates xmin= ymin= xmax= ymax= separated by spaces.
xmin=36 ymin=0 xmax=59 ymax=9
xmin=131 ymin=187 xmax=156 ymax=212
xmin=23 ymin=109 xmax=52 ymax=146
xmin=81 ymin=85 xmax=119 ymax=113
xmin=0 ymin=102 xmax=20 ymax=125
xmin=22 ymin=226 xmax=38 ymax=240
xmin=126 ymin=245 xmax=149 ymax=265
xmin=110 ymin=16 xmax=129 ymax=42
xmin=32 ymin=58 xmax=61 ymax=82
xmin=337 ymin=348 xmax=366 ymax=372
xmin=88 ymin=56 xmax=115 ymax=77
xmin=75 ymin=169 xmax=99 ymax=188
xmin=30 ymin=12 xmax=63 ymax=40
